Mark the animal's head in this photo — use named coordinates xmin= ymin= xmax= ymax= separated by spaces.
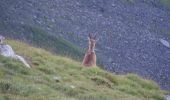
xmin=88 ymin=33 xmax=97 ymax=50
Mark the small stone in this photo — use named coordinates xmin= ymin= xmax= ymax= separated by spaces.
xmin=70 ymin=85 xmax=75 ymax=89
xmin=53 ymin=76 xmax=61 ymax=82
xmin=20 ymin=21 xmax=24 ymax=25
xmin=108 ymin=58 xmax=112 ymax=62
xmin=159 ymin=39 xmax=170 ymax=48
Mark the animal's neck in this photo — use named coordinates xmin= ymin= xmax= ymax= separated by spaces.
xmin=88 ymin=44 xmax=95 ymax=52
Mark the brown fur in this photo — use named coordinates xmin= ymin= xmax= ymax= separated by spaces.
xmin=82 ymin=34 xmax=96 ymax=67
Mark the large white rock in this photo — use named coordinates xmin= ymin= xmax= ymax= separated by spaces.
xmin=0 ymin=45 xmax=15 ymax=57
xmin=167 ymin=95 xmax=170 ymax=100
xmin=0 ymin=44 xmax=30 ymax=68
xmin=159 ymin=39 xmax=170 ymax=48
xmin=0 ymin=35 xmax=5 ymax=40
xmin=0 ymin=35 xmax=5 ymax=44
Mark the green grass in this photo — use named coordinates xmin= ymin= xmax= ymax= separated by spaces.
xmin=122 ymin=0 xmax=170 ymax=7
xmin=121 ymin=0 xmax=135 ymax=4
xmin=160 ymin=0 xmax=170 ymax=7
xmin=0 ymin=40 xmax=166 ymax=100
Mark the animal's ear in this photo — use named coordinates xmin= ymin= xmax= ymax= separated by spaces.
xmin=88 ymin=37 xmax=90 ymax=41
xmin=93 ymin=33 xmax=97 ymax=40
xmin=88 ymin=33 xmax=92 ymax=39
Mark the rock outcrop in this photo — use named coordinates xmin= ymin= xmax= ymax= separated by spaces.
xmin=0 ymin=44 xmax=30 ymax=68
xmin=167 ymin=95 xmax=170 ymax=100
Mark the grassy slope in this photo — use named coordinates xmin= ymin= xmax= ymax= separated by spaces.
xmin=0 ymin=40 xmax=166 ymax=100
xmin=124 ymin=0 xmax=170 ymax=6
xmin=161 ymin=0 xmax=170 ymax=6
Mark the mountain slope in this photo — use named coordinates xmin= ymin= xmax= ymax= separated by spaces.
xmin=0 ymin=39 xmax=166 ymax=100
xmin=0 ymin=24 xmax=84 ymax=60
xmin=0 ymin=0 xmax=170 ymax=90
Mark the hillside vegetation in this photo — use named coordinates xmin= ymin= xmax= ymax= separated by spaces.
xmin=160 ymin=0 xmax=170 ymax=6
xmin=0 ymin=0 xmax=170 ymax=90
xmin=0 ymin=40 xmax=166 ymax=100
xmin=0 ymin=23 xmax=84 ymax=60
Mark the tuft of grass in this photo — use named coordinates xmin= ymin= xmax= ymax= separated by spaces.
xmin=0 ymin=39 xmax=167 ymax=100
xmin=121 ymin=0 xmax=135 ymax=4
xmin=127 ymin=0 xmax=135 ymax=3
xmin=161 ymin=0 xmax=170 ymax=7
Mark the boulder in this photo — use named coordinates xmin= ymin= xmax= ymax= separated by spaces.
xmin=0 ymin=44 xmax=30 ymax=68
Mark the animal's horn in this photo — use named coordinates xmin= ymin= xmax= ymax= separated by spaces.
xmin=94 ymin=33 xmax=97 ymax=39
xmin=89 ymin=33 xmax=92 ymax=39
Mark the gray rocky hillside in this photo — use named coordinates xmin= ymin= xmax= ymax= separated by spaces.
xmin=0 ymin=0 xmax=170 ymax=90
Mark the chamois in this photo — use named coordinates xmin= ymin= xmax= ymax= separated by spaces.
xmin=82 ymin=33 xmax=97 ymax=67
